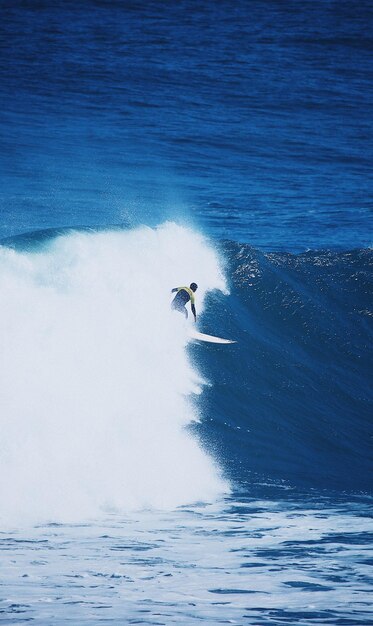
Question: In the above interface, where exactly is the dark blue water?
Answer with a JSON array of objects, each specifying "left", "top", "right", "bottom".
[
  {"left": 195, "top": 243, "right": 372, "bottom": 493},
  {"left": 1, "top": 0, "right": 372, "bottom": 249},
  {"left": 1, "top": 2, "right": 372, "bottom": 624}
]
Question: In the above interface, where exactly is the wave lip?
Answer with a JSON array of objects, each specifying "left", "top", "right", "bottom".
[{"left": 0, "top": 223, "right": 229, "bottom": 525}]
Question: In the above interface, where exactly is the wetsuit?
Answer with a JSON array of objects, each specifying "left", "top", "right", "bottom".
[{"left": 171, "top": 286, "right": 196, "bottom": 320}]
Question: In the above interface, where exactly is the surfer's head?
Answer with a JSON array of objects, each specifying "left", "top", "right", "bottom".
[{"left": 190, "top": 283, "right": 198, "bottom": 292}]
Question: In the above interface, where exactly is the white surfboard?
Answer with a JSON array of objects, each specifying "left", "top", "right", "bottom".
[{"left": 189, "top": 329, "right": 236, "bottom": 344}]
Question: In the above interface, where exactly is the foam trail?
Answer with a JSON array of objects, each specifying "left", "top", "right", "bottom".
[{"left": 0, "top": 223, "right": 229, "bottom": 525}]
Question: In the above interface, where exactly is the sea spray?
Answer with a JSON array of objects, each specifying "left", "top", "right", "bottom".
[{"left": 0, "top": 223, "right": 229, "bottom": 525}]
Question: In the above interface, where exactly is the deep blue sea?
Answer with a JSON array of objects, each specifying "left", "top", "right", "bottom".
[{"left": 0, "top": 1, "right": 372, "bottom": 624}]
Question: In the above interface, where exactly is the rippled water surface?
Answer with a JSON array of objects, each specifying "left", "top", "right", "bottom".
[
  {"left": 1, "top": 495, "right": 372, "bottom": 625},
  {"left": 1, "top": 0, "right": 372, "bottom": 249}
]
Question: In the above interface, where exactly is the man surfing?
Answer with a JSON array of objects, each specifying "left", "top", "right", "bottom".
[{"left": 171, "top": 283, "right": 198, "bottom": 322}]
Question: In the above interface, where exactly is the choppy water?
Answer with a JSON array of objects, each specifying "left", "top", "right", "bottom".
[
  {"left": 1, "top": 1, "right": 372, "bottom": 624},
  {"left": 2, "top": 496, "right": 372, "bottom": 625}
]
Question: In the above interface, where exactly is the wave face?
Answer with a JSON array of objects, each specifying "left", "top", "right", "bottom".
[
  {"left": 0, "top": 224, "right": 228, "bottom": 524},
  {"left": 196, "top": 242, "right": 373, "bottom": 493}
]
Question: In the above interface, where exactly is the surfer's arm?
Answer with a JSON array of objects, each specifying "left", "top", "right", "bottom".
[
  {"left": 171, "top": 288, "right": 178, "bottom": 293},
  {"left": 191, "top": 303, "right": 197, "bottom": 322}
]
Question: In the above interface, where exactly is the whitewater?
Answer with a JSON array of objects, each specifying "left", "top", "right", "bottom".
[
  {"left": 0, "top": 223, "right": 372, "bottom": 624},
  {"left": 0, "top": 223, "right": 229, "bottom": 525}
]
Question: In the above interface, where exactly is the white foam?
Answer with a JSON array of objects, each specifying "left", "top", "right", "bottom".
[{"left": 0, "top": 223, "right": 229, "bottom": 525}]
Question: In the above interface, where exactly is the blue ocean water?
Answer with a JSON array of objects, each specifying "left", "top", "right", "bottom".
[
  {"left": 0, "top": 1, "right": 372, "bottom": 624},
  {"left": 1, "top": 0, "right": 372, "bottom": 249}
]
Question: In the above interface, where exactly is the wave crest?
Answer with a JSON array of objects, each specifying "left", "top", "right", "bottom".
[{"left": 0, "top": 223, "right": 229, "bottom": 524}]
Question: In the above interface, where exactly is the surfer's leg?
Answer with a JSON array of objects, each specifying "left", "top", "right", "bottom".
[{"left": 172, "top": 302, "right": 188, "bottom": 319}]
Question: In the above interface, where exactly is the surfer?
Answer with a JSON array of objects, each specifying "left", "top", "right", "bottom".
[{"left": 171, "top": 283, "right": 198, "bottom": 322}]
